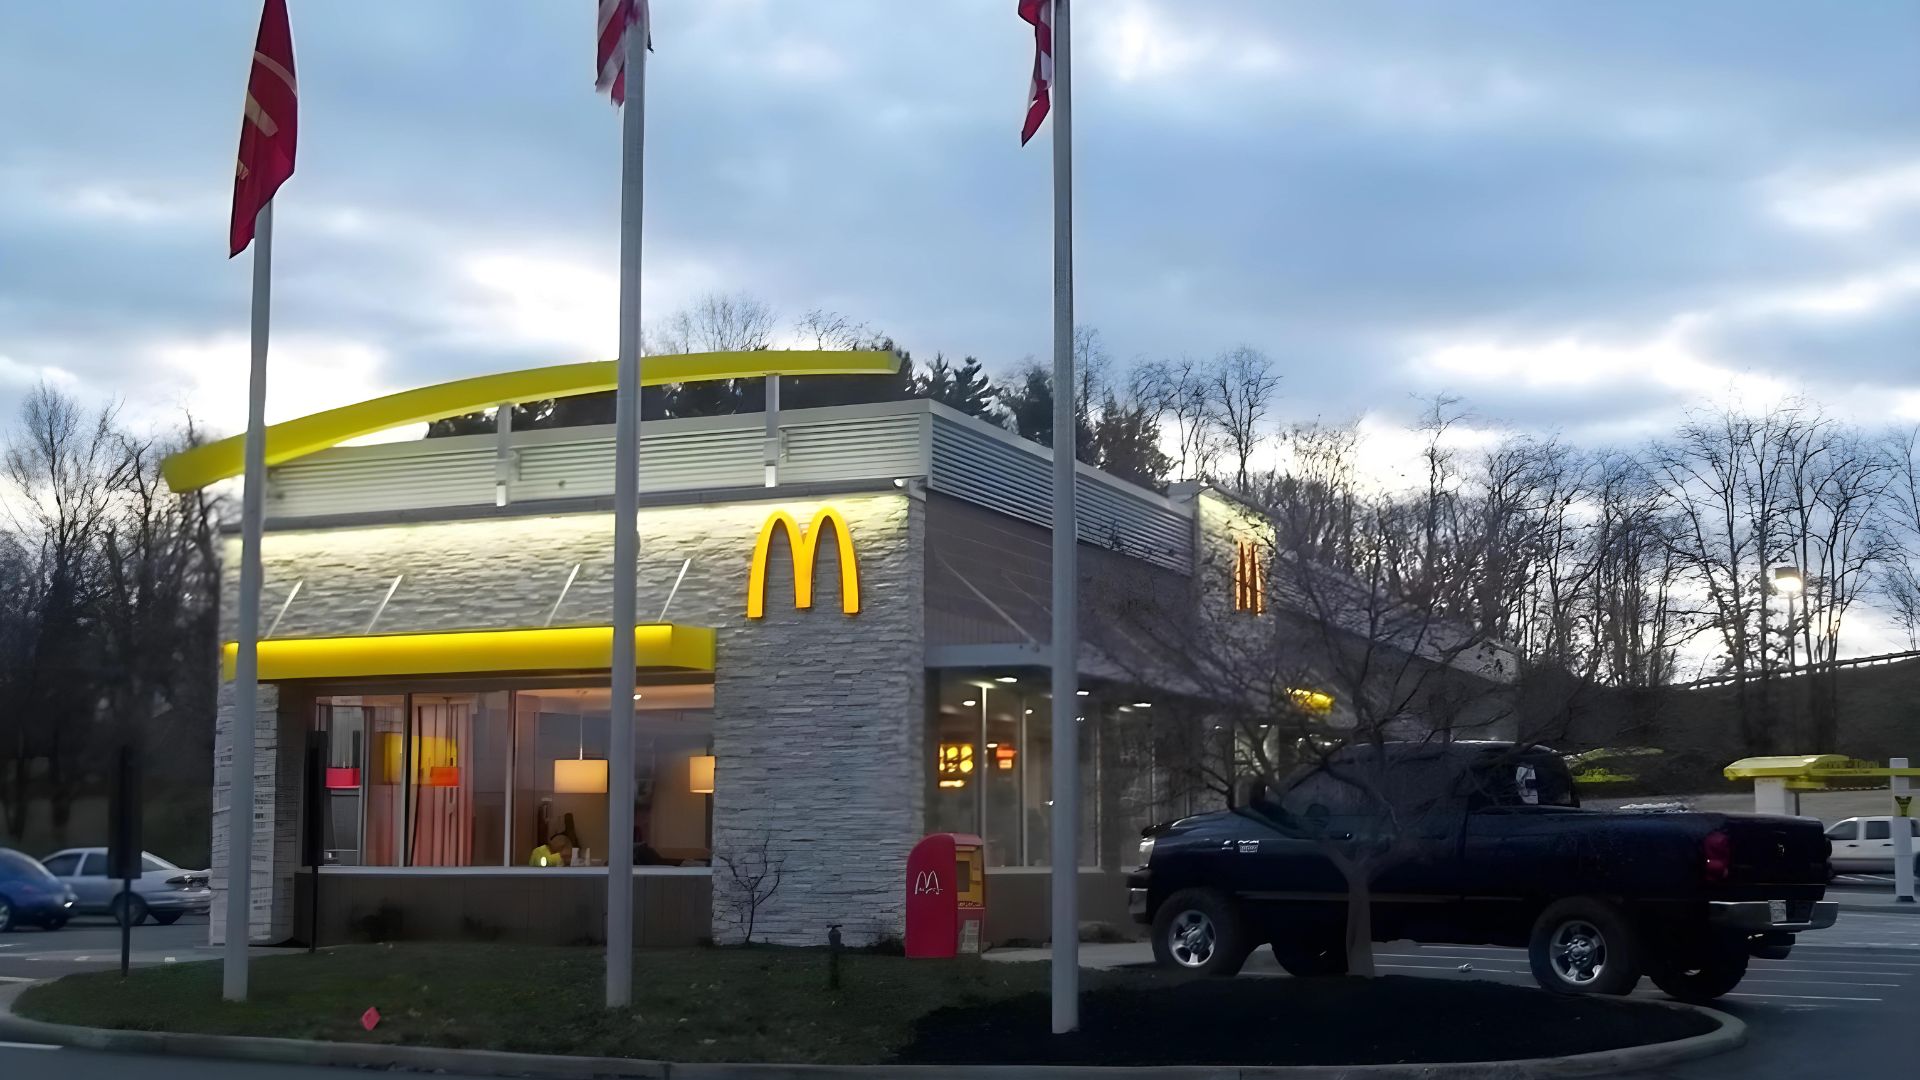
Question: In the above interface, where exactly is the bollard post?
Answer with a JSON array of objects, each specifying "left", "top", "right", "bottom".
[{"left": 827, "top": 924, "right": 843, "bottom": 990}]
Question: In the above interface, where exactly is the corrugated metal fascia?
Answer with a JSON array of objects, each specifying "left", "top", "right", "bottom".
[
  {"left": 926, "top": 406, "right": 1192, "bottom": 572},
  {"left": 267, "top": 400, "right": 935, "bottom": 516}
]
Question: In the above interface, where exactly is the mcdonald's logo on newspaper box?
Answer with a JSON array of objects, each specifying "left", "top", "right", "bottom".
[
  {"left": 905, "top": 833, "right": 987, "bottom": 958},
  {"left": 746, "top": 507, "right": 860, "bottom": 618}
]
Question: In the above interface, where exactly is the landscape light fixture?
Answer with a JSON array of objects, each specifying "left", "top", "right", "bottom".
[{"left": 1772, "top": 566, "right": 1804, "bottom": 596}]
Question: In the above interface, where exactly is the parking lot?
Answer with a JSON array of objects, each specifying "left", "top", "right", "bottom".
[{"left": 0, "top": 913, "right": 212, "bottom": 982}]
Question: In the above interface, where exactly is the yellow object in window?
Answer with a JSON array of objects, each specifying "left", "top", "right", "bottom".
[{"left": 938, "top": 743, "right": 975, "bottom": 786}]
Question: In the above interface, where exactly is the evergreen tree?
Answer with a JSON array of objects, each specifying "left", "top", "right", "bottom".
[
  {"left": 916, "top": 355, "right": 1003, "bottom": 422},
  {"left": 1000, "top": 365, "right": 1097, "bottom": 466},
  {"left": 1090, "top": 395, "right": 1173, "bottom": 491}
]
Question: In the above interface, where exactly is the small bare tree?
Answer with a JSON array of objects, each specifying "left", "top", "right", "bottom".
[
  {"left": 1883, "top": 426, "right": 1920, "bottom": 649},
  {"left": 1, "top": 385, "right": 117, "bottom": 841},
  {"left": 666, "top": 292, "right": 775, "bottom": 353},
  {"left": 714, "top": 830, "right": 787, "bottom": 946},
  {"left": 1136, "top": 356, "right": 1220, "bottom": 481},
  {"left": 1208, "top": 346, "right": 1281, "bottom": 493},
  {"left": 792, "top": 308, "right": 877, "bottom": 351},
  {"left": 1100, "top": 480, "right": 1553, "bottom": 977}
]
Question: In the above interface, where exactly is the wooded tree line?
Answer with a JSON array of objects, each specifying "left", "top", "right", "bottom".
[
  {"left": 0, "top": 386, "right": 219, "bottom": 856},
  {"left": 1239, "top": 397, "right": 1920, "bottom": 754}
]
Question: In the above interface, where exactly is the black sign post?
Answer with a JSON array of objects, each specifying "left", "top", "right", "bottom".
[
  {"left": 107, "top": 746, "right": 142, "bottom": 978},
  {"left": 302, "top": 730, "right": 327, "bottom": 952}
]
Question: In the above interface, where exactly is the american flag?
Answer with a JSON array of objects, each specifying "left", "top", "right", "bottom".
[
  {"left": 230, "top": 0, "right": 297, "bottom": 256},
  {"left": 1018, "top": 0, "right": 1053, "bottom": 145},
  {"left": 596, "top": 0, "right": 652, "bottom": 105}
]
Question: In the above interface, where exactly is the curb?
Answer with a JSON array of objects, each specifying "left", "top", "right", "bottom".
[{"left": 0, "top": 984, "right": 1744, "bottom": 1080}]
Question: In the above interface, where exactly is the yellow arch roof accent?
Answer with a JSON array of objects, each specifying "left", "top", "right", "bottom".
[{"left": 161, "top": 349, "right": 900, "bottom": 492}]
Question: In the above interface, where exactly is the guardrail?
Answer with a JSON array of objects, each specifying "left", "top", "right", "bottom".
[{"left": 1680, "top": 647, "right": 1920, "bottom": 690}]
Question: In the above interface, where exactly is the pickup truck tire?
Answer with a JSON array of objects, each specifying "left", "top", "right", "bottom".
[
  {"left": 1649, "top": 941, "right": 1748, "bottom": 1002},
  {"left": 1528, "top": 898, "right": 1641, "bottom": 996},
  {"left": 1271, "top": 936, "right": 1348, "bottom": 976},
  {"left": 1152, "top": 888, "right": 1249, "bottom": 977}
]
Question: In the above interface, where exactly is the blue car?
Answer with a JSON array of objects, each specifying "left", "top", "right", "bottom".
[{"left": 0, "top": 848, "right": 76, "bottom": 932}]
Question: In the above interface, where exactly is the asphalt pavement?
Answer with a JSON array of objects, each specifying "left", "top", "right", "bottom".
[
  {"left": 2, "top": 900, "right": 1917, "bottom": 1078},
  {"left": 0, "top": 914, "right": 214, "bottom": 981}
]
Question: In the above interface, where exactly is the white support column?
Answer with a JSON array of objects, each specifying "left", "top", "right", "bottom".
[
  {"left": 494, "top": 402, "right": 513, "bottom": 507},
  {"left": 1892, "top": 758, "right": 1914, "bottom": 903},
  {"left": 763, "top": 372, "right": 780, "bottom": 488},
  {"left": 1753, "top": 777, "right": 1794, "bottom": 817}
]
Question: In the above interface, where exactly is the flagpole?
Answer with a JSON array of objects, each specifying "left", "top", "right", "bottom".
[
  {"left": 605, "top": 19, "right": 645, "bottom": 1010},
  {"left": 224, "top": 198, "right": 272, "bottom": 1003},
  {"left": 1047, "top": 0, "right": 1080, "bottom": 1037}
]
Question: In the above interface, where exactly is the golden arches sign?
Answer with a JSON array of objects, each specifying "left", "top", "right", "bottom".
[
  {"left": 1233, "top": 538, "right": 1265, "bottom": 615},
  {"left": 746, "top": 507, "right": 860, "bottom": 619}
]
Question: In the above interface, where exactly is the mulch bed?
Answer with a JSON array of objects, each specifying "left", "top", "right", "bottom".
[{"left": 896, "top": 974, "right": 1717, "bottom": 1067}]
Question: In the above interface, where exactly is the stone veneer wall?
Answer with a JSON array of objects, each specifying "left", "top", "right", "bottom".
[
  {"left": 207, "top": 490, "right": 923, "bottom": 947},
  {"left": 208, "top": 682, "right": 303, "bottom": 945}
]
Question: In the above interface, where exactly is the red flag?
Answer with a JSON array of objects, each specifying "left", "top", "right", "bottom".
[
  {"left": 1018, "top": 0, "right": 1053, "bottom": 145},
  {"left": 596, "top": 0, "right": 652, "bottom": 106},
  {"left": 230, "top": 0, "right": 297, "bottom": 257}
]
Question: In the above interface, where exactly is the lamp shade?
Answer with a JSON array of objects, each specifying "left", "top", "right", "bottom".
[
  {"left": 689, "top": 755, "right": 716, "bottom": 795},
  {"left": 553, "top": 758, "right": 609, "bottom": 794}
]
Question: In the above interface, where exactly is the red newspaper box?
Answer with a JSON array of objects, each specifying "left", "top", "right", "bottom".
[{"left": 905, "top": 833, "right": 986, "bottom": 957}]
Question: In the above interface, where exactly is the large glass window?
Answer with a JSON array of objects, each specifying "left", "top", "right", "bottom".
[
  {"left": 313, "top": 683, "right": 712, "bottom": 869},
  {"left": 927, "top": 672, "right": 1100, "bottom": 868}
]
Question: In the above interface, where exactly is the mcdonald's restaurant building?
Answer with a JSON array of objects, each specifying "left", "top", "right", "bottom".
[{"left": 191, "top": 359, "right": 1270, "bottom": 950}]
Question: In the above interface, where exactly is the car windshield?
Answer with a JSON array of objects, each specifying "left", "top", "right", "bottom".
[{"left": 0, "top": 850, "right": 55, "bottom": 881}]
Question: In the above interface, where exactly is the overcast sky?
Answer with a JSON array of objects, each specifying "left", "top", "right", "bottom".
[{"left": 2, "top": 1, "right": 1917, "bottom": 450}]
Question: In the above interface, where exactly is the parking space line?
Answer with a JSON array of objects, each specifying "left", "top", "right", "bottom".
[
  {"left": 1751, "top": 968, "right": 1912, "bottom": 976},
  {"left": 1737, "top": 977, "right": 1900, "bottom": 987},
  {"left": 1723, "top": 992, "right": 1884, "bottom": 1002},
  {"left": 0, "top": 1041, "right": 60, "bottom": 1051}
]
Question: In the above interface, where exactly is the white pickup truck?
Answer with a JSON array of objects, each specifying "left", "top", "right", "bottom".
[{"left": 1825, "top": 816, "right": 1920, "bottom": 875}]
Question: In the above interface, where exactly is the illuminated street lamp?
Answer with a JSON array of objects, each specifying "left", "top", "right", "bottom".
[{"left": 1773, "top": 566, "right": 1804, "bottom": 671}]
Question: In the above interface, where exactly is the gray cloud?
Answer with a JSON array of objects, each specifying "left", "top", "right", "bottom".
[{"left": 1, "top": 0, "right": 1916, "bottom": 442}]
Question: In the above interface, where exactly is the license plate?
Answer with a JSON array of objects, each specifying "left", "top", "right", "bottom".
[{"left": 1769, "top": 899, "right": 1788, "bottom": 923}]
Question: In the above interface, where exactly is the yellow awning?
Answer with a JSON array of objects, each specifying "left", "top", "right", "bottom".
[
  {"left": 221, "top": 624, "right": 715, "bottom": 681},
  {"left": 1723, "top": 755, "right": 1854, "bottom": 780},
  {"left": 163, "top": 349, "right": 901, "bottom": 492}
]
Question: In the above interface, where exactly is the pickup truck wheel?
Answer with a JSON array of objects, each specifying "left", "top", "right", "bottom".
[
  {"left": 1271, "top": 936, "right": 1348, "bottom": 977},
  {"left": 1151, "top": 889, "right": 1249, "bottom": 977},
  {"left": 1528, "top": 898, "right": 1641, "bottom": 996},
  {"left": 1650, "top": 942, "right": 1748, "bottom": 1002}
]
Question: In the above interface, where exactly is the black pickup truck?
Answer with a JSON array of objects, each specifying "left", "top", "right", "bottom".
[{"left": 1130, "top": 741, "right": 1837, "bottom": 1001}]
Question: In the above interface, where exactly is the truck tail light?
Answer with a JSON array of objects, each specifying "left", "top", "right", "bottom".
[{"left": 1703, "top": 830, "right": 1732, "bottom": 883}]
